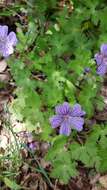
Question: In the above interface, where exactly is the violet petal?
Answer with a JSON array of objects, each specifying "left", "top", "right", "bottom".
[
  {"left": 0, "top": 25, "right": 8, "bottom": 38},
  {"left": 70, "top": 104, "right": 85, "bottom": 117},
  {"left": 69, "top": 116, "right": 84, "bottom": 131},
  {"left": 7, "top": 32, "right": 18, "bottom": 46},
  {"left": 101, "top": 44, "right": 107, "bottom": 56},
  {"left": 55, "top": 102, "right": 71, "bottom": 115},
  {"left": 60, "top": 120, "right": 71, "bottom": 136},
  {"left": 50, "top": 115, "right": 63, "bottom": 128}
]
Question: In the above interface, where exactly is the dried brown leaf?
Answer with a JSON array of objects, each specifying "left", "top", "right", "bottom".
[
  {"left": 99, "top": 175, "right": 107, "bottom": 189},
  {"left": 0, "top": 60, "right": 7, "bottom": 73}
]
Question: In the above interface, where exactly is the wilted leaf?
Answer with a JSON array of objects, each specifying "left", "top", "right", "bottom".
[{"left": 0, "top": 60, "right": 7, "bottom": 73}]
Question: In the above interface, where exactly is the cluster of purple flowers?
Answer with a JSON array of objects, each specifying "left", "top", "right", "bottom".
[
  {"left": 50, "top": 102, "right": 85, "bottom": 136},
  {"left": 0, "top": 25, "right": 17, "bottom": 57},
  {"left": 50, "top": 44, "right": 107, "bottom": 136},
  {"left": 1, "top": 24, "right": 107, "bottom": 137}
]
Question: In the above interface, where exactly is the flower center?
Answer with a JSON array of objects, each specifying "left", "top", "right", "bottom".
[
  {"left": 64, "top": 115, "right": 69, "bottom": 121},
  {"left": 0, "top": 36, "right": 6, "bottom": 43}
]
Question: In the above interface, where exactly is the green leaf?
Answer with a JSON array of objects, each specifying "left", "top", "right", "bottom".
[
  {"left": 98, "top": 148, "right": 107, "bottom": 172},
  {"left": 46, "top": 136, "right": 77, "bottom": 183},
  {"left": 51, "top": 153, "right": 77, "bottom": 184},
  {"left": 46, "top": 135, "right": 67, "bottom": 160},
  {"left": 78, "top": 79, "right": 98, "bottom": 117},
  {"left": 4, "top": 178, "right": 21, "bottom": 190},
  {"left": 70, "top": 140, "right": 100, "bottom": 168}
]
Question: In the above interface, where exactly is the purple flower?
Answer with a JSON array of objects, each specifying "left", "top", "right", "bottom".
[
  {"left": 50, "top": 102, "right": 85, "bottom": 136},
  {"left": 95, "top": 44, "right": 107, "bottom": 76},
  {"left": 0, "top": 25, "right": 18, "bottom": 57},
  {"left": 28, "top": 142, "right": 37, "bottom": 150},
  {"left": 84, "top": 67, "right": 90, "bottom": 73}
]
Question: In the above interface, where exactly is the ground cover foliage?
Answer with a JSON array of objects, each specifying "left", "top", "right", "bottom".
[{"left": 1, "top": 0, "right": 107, "bottom": 189}]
